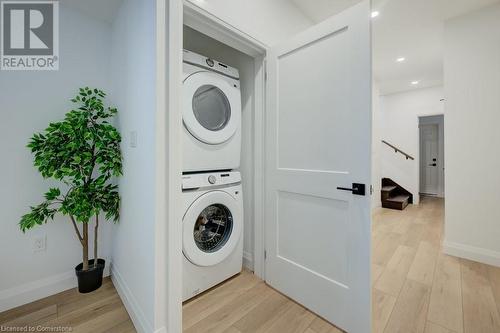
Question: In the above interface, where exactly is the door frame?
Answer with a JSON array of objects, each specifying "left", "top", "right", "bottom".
[
  {"left": 418, "top": 114, "right": 445, "bottom": 198},
  {"left": 162, "top": 1, "right": 268, "bottom": 331},
  {"left": 156, "top": 1, "right": 183, "bottom": 332},
  {"left": 182, "top": 0, "right": 268, "bottom": 279},
  {"left": 419, "top": 123, "right": 439, "bottom": 195}
]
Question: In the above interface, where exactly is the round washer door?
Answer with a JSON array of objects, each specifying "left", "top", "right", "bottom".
[
  {"left": 183, "top": 71, "right": 241, "bottom": 145},
  {"left": 183, "top": 191, "right": 242, "bottom": 266}
]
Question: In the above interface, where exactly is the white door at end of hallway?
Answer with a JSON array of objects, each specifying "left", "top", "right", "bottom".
[
  {"left": 264, "top": 1, "right": 371, "bottom": 332},
  {"left": 420, "top": 124, "right": 439, "bottom": 195}
]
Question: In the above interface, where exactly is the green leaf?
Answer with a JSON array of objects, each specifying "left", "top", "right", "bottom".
[
  {"left": 21, "top": 87, "right": 123, "bottom": 233},
  {"left": 44, "top": 188, "right": 61, "bottom": 200}
]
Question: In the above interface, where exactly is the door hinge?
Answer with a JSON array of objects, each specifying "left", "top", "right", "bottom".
[
  {"left": 370, "top": 185, "right": 374, "bottom": 195},
  {"left": 264, "top": 250, "right": 267, "bottom": 260}
]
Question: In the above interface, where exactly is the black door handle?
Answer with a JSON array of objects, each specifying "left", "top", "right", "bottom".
[
  {"left": 337, "top": 183, "right": 366, "bottom": 196},
  {"left": 429, "top": 163, "right": 437, "bottom": 166}
]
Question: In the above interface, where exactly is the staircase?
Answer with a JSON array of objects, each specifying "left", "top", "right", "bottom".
[{"left": 381, "top": 178, "right": 413, "bottom": 210}]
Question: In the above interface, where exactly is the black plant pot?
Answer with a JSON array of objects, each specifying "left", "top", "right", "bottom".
[{"left": 75, "top": 259, "right": 105, "bottom": 293}]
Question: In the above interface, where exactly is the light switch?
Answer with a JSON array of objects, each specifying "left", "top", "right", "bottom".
[{"left": 130, "top": 131, "right": 137, "bottom": 148}]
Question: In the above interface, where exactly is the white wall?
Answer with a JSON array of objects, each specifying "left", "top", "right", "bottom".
[
  {"left": 183, "top": 26, "right": 257, "bottom": 270},
  {"left": 379, "top": 86, "right": 445, "bottom": 204},
  {"left": 443, "top": 3, "right": 500, "bottom": 267},
  {"left": 110, "top": 0, "right": 156, "bottom": 332},
  {"left": 0, "top": 6, "right": 113, "bottom": 311},
  {"left": 185, "top": 0, "right": 313, "bottom": 46},
  {"left": 372, "top": 83, "right": 382, "bottom": 209}
]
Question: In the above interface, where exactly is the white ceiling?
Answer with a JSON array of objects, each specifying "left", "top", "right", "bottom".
[
  {"left": 63, "top": 0, "right": 499, "bottom": 95},
  {"left": 291, "top": 0, "right": 362, "bottom": 22},
  {"left": 291, "top": 0, "right": 500, "bottom": 95}
]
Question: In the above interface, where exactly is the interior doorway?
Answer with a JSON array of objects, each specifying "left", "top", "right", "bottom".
[
  {"left": 176, "top": 1, "right": 372, "bottom": 332},
  {"left": 419, "top": 115, "right": 444, "bottom": 197}
]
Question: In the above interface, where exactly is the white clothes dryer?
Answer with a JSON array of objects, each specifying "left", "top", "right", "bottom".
[
  {"left": 182, "top": 50, "right": 241, "bottom": 172},
  {"left": 182, "top": 171, "right": 243, "bottom": 301}
]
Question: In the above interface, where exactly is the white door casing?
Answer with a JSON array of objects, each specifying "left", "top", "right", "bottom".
[
  {"left": 264, "top": 1, "right": 371, "bottom": 332},
  {"left": 420, "top": 124, "right": 439, "bottom": 195}
]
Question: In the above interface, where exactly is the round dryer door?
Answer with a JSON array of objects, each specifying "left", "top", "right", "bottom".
[
  {"left": 183, "top": 191, "right": 242, "bottom": 267},
  {"left": 183, "top": 71, "right": 241, "bottom": 145}
]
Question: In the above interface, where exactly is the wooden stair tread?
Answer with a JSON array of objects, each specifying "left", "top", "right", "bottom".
[
  {"left": 386, "top": 195, "right": 410, "bottom": 203},
  {"left": 381, "top": 178, "right": 412, "bottom": 210},
  {"left": 381, "top": 186, "right": 397, "bottom": 192}
]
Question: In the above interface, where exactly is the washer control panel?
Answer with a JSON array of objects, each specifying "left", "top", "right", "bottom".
[{"left": 182, "top": 171, "right": 241, "bottom": 190}]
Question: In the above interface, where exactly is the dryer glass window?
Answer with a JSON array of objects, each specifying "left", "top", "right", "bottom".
[
  {"left": 194, "top": 204, "right": 233, "bottom": 253},
  {"left": 192, "top": 85, "right": 231, "bottom": 131}
]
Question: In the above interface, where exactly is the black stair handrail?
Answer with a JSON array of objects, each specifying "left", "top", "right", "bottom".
[{"left": 381, "top": 140, "right": 415, "bottom": 160}]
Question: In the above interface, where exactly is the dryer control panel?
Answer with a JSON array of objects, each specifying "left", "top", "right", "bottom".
[
  {"left": 183, "top": 49, "right": 240, "bottom": 80},
  {"left": 182, "top": 171, "right": 241, "bottom": 190}
]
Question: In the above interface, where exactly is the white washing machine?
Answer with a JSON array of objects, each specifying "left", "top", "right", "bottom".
[
  {"left": 182, "top": 50, "right": 242, "bottom": 173},
  {"left": 182, "top": 171, "right": 243, "bottom": 301}
]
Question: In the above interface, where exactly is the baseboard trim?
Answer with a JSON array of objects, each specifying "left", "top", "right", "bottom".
[
  {"left": 443, "top": 240, "right": 500, "bottom": 267},
  {"left": 243, "top": 251, "right": 253, "bottom": 271},
  {"left": 0, "top": 260, "right": 110, "bottom": 313},
  {"left": 0, "top": 270, "right": 75, "bottom": 313},
  {"left": 110, "top": 263, "right": 153, "bottom": 333}
]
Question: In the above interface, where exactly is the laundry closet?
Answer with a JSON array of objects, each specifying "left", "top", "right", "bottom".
[
  {"left": 164, "top": 1, "right": 373, "bottom": 332},
  {"left": 181, "top": 24, "right": 259, "bottom": 300}
]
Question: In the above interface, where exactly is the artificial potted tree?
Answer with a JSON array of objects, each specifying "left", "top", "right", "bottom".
[{"left": 20, "top": 87, "right": 122, "bottom": 293}]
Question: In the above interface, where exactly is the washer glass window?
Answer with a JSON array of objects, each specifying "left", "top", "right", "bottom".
[
  {"left": 193, "top": 204, "right": 233, "bottom": 253},
  {"left": 192, "top": 85, "right": 231, "bottom": 131}
]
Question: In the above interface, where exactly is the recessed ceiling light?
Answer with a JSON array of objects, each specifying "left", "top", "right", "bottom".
[
  {"left": 411, "top": 81, "right": 419, "bottom": 85},
  {"left": 396, "top": 57, "right": 406, "bottom": 62},
  {"left": 371, "top": 11, "right": 380, "bottom": 18}
]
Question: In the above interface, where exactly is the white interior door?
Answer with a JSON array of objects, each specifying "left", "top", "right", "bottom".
[
  {"left": 264, "top": 1, "right": 371, "bottom": 332},
  {"left": 420, "top": 124, "right": 439, "bottom": 195}
]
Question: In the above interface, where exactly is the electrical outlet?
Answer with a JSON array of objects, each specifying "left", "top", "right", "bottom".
[{"left": 33, "top": 235, "right": 46, "bottom": 252}]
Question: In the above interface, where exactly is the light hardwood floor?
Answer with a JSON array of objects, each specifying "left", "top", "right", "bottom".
[
  {"left": 182, "top": 269, "right": 342, "bottom": 333},
  {"left": 3, "top": 197, "right": 500, "bottom": 333},
  {"left": 0, "top": 271, "right": 341, "bottom": 333},
  {"left": 0, "top": 277, "right": 135, "bottom": 332},
  {"left": 372, "top": 196, "right": 500, "bottom": 333}
]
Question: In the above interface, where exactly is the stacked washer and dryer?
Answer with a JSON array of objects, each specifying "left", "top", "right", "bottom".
[{"left": 181, "top": 50, "right": 244, "bottom": 301}]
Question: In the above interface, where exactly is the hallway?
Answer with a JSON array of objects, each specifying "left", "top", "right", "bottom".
[{"left": 372, "top": 197, "right": 500, "bottom": 333}]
